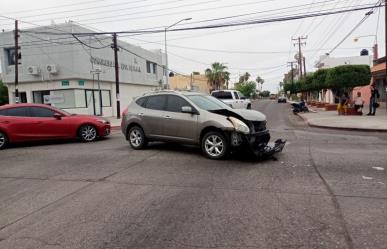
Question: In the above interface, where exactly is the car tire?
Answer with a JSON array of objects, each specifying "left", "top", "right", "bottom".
[
  {"left": 78, "top": 125, "right": 98, "bottom": 142},
  {"left": 247, "top": 103, "right": 251, "bottom": 109},
  {"left": 128, "top": 126, "right": 147, "bottom": 149},
  {"left": 201, "top": 131, "right": 228, "bottom": 160},
  {"left": 0, "top": 131, "right": 8, "bottom": 150}
]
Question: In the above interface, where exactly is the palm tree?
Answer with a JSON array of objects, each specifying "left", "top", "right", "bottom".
[
  {"left": 205, "top": 62, "right": 229, "bottom": 91},
  {"left": 256, "top": 76, "right": 264, "bottom": 91},
  {"left": 239, "top": 72, "right": 251, "bottom": 83}
]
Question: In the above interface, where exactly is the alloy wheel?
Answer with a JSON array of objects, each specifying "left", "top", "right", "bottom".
[
  {"left": 204, "top": 135, "right": 224, "bottom": 157},
  {"left": 130, "top": 129, "right": 143, "bottom": 147},
  {"left": 0, "top": 132, "right": 5, "bottom": 148},
  {"left": 80, "top": 125, "right": 97, "bottom": 142}
]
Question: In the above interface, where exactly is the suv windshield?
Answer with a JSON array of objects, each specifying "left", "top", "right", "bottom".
[{"left": 187, "top": 95, "right": 231, "bottom": 111}]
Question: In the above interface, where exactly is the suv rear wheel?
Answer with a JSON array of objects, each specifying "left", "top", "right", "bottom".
[
  {"left": 128, "top": 126, "right": 147, "bottom": 149},
  {"left": 0, "top": 131, "right": 8, "bottom": 150},
  {"left": 201, "top": 131, "right": 228, "bottom": 160}
]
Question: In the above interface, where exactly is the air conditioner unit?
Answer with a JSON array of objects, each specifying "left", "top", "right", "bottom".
[
  {"left": 27, "top": 66, "right": 40, "bottom": 75},
  {"left": 46, "top": 64, "right": 58, "bottom": 74}
]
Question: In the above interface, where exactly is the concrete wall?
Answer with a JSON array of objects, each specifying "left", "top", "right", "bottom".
[{"left": 169, "top": 74, "right": 210, "bottom": 93}]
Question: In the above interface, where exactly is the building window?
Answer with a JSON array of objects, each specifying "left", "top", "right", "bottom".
[
  {"left": 78, "top": 80, "right": 85, "bottom": 86},
  {"left": 101, "top": 90, "right": 111, "bottom": 107},
  {"left": 5, "top": 47, "right": 21, "bottom": 66},
  {"left": 61, "top": 80, "right": 70, "bottom": 86},
  {"left": 146, "top": 61, "right": 157, "bottom": 74}
]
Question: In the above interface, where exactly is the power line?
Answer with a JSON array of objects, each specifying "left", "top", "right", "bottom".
[
  {"left": 21, "top": 3, "right": 383, "bottom": 36},
  {"left": 2, "top": 0, "right": 107, "bottom": 15},
  {"left": 0, "top": 0, "right": 163, "bottom": 20},
  {"left": 315, "top": 0, "right": 380, "bottom": 66},
  {"left": 72, "top": 34, "right": 111, "bottom": 49}
]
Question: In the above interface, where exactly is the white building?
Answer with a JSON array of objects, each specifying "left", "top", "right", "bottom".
[
  {"left": 315, "top": 54, "right": 372, "bottom": 69},
  {"left": 0, "top": 23, "right": 165, "bottom": 116}
]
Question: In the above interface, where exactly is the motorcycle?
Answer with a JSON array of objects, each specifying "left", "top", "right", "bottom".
[{"left": 291, "top": 102, "right": 309, "bottom": 114}]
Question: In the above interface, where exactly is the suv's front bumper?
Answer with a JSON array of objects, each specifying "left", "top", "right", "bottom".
[{"left": 231, "top": 130, "right": 286, "bottom": 157}]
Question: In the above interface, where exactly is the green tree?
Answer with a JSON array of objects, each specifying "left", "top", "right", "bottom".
[
  {"left": 0, "top": 81, "right": 8, "bottom": 105},
  {"left": 205, "top": 62, "right": 230, "bottom": 91},
  {"left": 235, "top": 81, "right": 256, "bottom": 97},
  {"left": 259, "top": 90, "right": 271, "bottom": 97},
  {"left": 325, "top": 65, "right": 371, "bottom": 93}
]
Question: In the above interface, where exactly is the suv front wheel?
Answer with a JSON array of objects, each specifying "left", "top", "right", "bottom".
[
  {"left": 201, "top": 131, "right": 228, "bottom": 160},
  {"left": 128, "top": 126, "right": 147, "bottom": 149}
]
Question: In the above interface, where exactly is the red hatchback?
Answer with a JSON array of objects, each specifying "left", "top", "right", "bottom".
[{"left": 0, "top": 104, "right": 111, "bottom": 149}]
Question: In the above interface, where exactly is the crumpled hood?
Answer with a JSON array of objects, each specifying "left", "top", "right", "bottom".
[
  {"left": 210, "top": 108, "right": 266, "bottom": 122},
  {"left": 233, "top": 109, "right": 266, "bottom": 121}
]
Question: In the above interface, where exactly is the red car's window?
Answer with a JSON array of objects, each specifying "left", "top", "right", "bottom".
[
  {"left": 2, "top": 107, "right": 30, "bottom": 117},
  {"left": 30, "top": 107, "right": 56, "bottom": 118}
]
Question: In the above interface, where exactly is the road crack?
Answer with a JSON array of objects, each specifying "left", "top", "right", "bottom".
[{"left": 307, "top": 141, "right": 354, "bottom": 249}]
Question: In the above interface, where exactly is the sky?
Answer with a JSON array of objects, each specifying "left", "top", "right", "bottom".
[{"left": 0, "top": 0, "right": 384, "bottom": 93}]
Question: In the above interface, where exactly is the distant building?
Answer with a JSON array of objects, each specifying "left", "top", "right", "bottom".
[
  {"left": 315, "top": 54, "right": 373, "bottom": 69},
  {"left": 0, "top": 22, "right": 165, "bottom": 116},
  {"left": 169, "top": 73, "right": 210, "bottom": 93}
]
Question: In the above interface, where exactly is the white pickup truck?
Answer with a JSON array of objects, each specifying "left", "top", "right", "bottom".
[{"left": 211, "top": 90, "right": 251, "bottom": 109}]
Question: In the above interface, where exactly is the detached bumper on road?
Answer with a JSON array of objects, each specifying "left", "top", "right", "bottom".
[{"left": 242, "top": 130, "right": 286, "bottom": 157}]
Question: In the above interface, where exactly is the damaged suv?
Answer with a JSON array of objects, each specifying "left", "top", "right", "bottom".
[{"left": 121, "top": 91, "right": 286, "bottom": 160}]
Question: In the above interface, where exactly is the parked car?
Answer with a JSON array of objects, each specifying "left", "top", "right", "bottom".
[
  {"left": 0, "top": 104, "right": 111, "bottom": 149},
  {"left": 211, "top": 90, "right": 251, "bottom": 109},
  {"left": 121, "top": 91, "right": 285, "bottom": 160},
  {"left": 277, "top": 96, "right": 287, "bottom": 103}
]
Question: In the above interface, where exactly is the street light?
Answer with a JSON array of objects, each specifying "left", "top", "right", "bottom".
[
  {"left": 353, "top": 35, "right": 378, "bottom": 59},
  {"left": 164, "top": 18, "right": 192, "bottom": 89}
]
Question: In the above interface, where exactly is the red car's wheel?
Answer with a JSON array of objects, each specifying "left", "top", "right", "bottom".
[
  {"left": 79, "top": 125, "right": 97, "bottom": 142},
  {"left": 0, "top": 131, "right": 8, "bottom": 149}
]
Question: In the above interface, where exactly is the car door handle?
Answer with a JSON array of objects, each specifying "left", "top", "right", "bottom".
[
  {"left": 165, "top": 115, "right": 171, "bottom": 119},
  {"left": 138, "top": 113, "right": 144, "bottom": 116}
]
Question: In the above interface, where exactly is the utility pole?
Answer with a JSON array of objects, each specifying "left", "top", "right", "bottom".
[
  {"left": 287, "top": 61, "right": 296, "bottom": 99},
  {"left": 14, "top": 20, "right": 19, "bottom": 103},
  {"left": 292, "top": 36, "right": 307, "bottom": 79},
  {"left": 385, "top": 0, "right": 387, "bottom": 112},
  {"left": 287, "top": 61, "right": 295, "bottom": 85},
  {"left": 112, "top": 33, "right": 120, "bottom": 119}
]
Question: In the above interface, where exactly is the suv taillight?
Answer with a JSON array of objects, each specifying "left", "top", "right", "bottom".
[{"left": 122, "top": 107, "right": 128, "bottom": 117}]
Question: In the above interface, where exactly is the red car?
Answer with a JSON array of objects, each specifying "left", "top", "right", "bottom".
[{"left": 0, "top": 104, "right": 111, "bottom": 149}]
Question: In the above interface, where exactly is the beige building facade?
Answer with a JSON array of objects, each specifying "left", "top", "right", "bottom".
[{"left": 169, "top": 74, "right": 210, "bottom": 93}]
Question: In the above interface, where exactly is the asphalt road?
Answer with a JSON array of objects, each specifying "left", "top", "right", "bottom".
[{"left": 0, "top": 100, "right": 386, "bottom": 249}]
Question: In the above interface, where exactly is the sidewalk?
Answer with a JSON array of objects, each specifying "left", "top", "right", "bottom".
[
  {"left": 106, "top": 116, "right": 122, "bottom": 128},
  {"left": 298, "top": 106, "right": 387, "bottom": 131}
]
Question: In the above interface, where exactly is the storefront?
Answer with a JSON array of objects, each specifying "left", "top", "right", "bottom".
[{"left": 0, "top": 22, "right": 165, "bottom": 117}]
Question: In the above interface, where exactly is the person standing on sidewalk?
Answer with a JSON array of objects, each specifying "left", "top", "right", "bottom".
[
  {"left": 354, "top": 92, "right": 365, "bottom": 115},
  {"left": 367, "top": 82, "right": 380, "bottom": 116}
]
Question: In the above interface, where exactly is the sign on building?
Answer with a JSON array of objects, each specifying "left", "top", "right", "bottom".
[{"left": 43, "top": 94, "right": 65, "bottom": 104}]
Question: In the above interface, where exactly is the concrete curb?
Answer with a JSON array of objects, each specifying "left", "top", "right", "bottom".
[{"left": 296, "top": 113, "right": 387, "bottom": 132}]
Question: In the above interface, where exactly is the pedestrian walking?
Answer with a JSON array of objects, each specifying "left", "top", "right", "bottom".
[{"left": 367, "top": 82, "right": 380, "bottom": 116}]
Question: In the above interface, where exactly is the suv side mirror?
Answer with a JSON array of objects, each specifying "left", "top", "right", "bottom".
[
  {"left": 181, "top": 106, "right": 194, "bottom": 114},
  {"left": 53, "top": 113, "right": 62, "bottom": 120}
]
